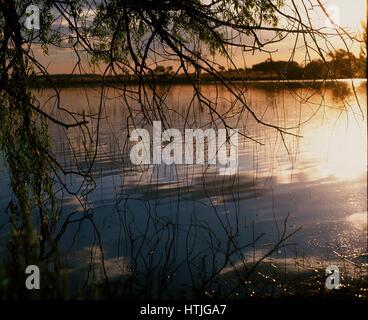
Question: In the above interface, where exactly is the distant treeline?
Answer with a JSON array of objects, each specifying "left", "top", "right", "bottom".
[
  {"left": 30, "top": 49, "right": 366, "bottom": 87},
  {"left": 246, "top": 49, "right": 366, "bottom": 80}
]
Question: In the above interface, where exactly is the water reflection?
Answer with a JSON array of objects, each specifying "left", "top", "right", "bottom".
[
  {"left": 347, "top": 212, "right": 367, "bottom": 230},
  {"left": 0, "top": 80, "right": 366, "bottom": 294}
]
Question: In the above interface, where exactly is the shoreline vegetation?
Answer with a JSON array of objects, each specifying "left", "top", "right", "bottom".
[
  {"left": 30, "top": 52, "right": 367, "bottom": 88},
  {"left": 29, "top": 73, "right": 367, "bottom": 88}
]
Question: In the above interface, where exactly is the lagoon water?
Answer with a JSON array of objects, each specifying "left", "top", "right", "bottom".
[{"left": 0, "top": 80, "right": 366, "bottom": 296}]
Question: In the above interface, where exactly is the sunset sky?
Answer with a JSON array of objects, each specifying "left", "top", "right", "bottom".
[{"left": 34, "top": 0, "right": 367, "bottom": 74}]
